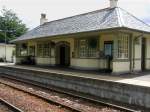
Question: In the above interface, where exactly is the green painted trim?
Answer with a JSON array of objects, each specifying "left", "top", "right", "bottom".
[
  {"left": 16, "top": 56, "right": 28, "bottom": 58},
  {"left": 13, "top": 27, "right": 150, "bottom": 43},
  {"left": 36, "top": 56, "right": 51, "bottom": 58},
  {"left": 133, "top": 58, "right": 141, "bottom": 61},
  {"left": 129, "top": 34, "right": 133, "bottom": 72},
  {"left": 72, "top": 58, "right": 100, "bottom": 59},
  {"left": 113, "top": 59, "right": 130, "bottom": 62},
  {"left": 145, "top": 58, "right": 150, "bottom": 60}
]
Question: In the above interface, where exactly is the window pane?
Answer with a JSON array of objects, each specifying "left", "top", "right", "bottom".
[
  {"left": 43, "top": 43, "right": 50, "bottom": 57},
  {"left": 104, "top": 44, "right": 112, "bottom": 56},
  {"left": 29, "top": 46, "right": 35, "bottom": 56},
  {"left": 37, "top": 43, "right": 50, "bottom": 57},
  {"left": 88, "top": 38, "right": 97, "bottom": 57},
  {"left": 117, "top": 34, "right": 129, "bottom": 59},
  {"left": 77, "top": 38, "right": 98, "bottom": 58},
  {"left": 20, "top": 43, "right": 28, "bottom": 56},
  {"left": 79, "top": 39, "right": 88, "bottom": 57},
  {"left": 37, "top": 44, "right": 43, "bottom": 57}
]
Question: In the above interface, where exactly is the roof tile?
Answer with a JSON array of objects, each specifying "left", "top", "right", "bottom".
[{"left": 14, "top": 7, "right": 150, "bottom": 42}]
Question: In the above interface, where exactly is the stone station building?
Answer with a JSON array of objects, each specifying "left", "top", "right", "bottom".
[{"left": 13, "top": 0, "right": 150, "bottom": 73}]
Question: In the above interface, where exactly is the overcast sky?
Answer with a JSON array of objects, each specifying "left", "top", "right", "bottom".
[{"left": 0, "top": 0, "right": 150, "bottom": 29}]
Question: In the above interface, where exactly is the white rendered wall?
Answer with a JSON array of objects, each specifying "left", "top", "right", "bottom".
[
  {"left": 71, "top": 58, "right": 108, "bottom": 70},
  {"left": 113, "top": 61, "right": 130, "bottom": 73},
  {"left": 146, "top": 38, "right": 150, "bottom": 69},
  {"left": 0, "top": 45, "right": 15, "bottom": 62}
]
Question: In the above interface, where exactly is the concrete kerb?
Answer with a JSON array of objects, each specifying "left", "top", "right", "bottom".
[{"left": 0, "top": 66, "right": 150, "bottom": 109}]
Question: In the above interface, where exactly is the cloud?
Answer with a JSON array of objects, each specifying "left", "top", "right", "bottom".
[{"left": 0, "top": 0, "right": 150, "bottom": 28}]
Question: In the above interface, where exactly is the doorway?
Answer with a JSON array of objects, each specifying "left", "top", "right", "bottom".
[
  {"left": 60, "top": 46, "right": 66, "bottom": 65},
  {"left": 56, "top": 42, "right": 70, "bottom": 66},
  {"left": 104, "top": 41, "right": 113, "bottom": 72},
  {"left": 141, "top": 38, "right": 146, "bottom": 71}
]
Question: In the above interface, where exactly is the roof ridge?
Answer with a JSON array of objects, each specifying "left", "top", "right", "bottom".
[
  {"left": 42, "top": 7, "right": 116, "bottom": 26},
  {"left": 118, "top": 7, "right": 150, "bottom": 28},
  {"left": 116, "top": 7, "right": 124, "bottom": 27},
  {"left": 100, "top": 8, "right": 117, "bottom": 26},
  {"left": 14, "top": 7, "right": 150, "bottom": 42}
]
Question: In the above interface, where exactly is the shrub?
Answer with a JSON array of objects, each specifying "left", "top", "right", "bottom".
[{"left": 0, "top": 58, "right": 4, "bottom": 62}]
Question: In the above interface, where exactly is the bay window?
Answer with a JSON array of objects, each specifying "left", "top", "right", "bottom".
[
  {"left": 37, "top": 42, "right": 50, "bottom": 57},
  {"left": 75, "top": 37, "right": 98, "bottom": 58},
  {"left": 117, "top": 33, "right": 129, "bottom": 59}
]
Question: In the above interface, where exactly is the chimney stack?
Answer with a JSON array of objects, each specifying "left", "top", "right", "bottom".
[
  {"left": 109, "top": 0, "right": 118, "bottom": 8},
  {"left": 40, "top": 13, "right": 48, "bottom": 25}
]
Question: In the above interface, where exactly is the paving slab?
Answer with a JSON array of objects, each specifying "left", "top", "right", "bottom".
[{"left": 1, "top": 65, "right": 150, "bottom": 88}]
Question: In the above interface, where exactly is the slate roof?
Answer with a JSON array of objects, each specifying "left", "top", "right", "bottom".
[{"left": 14, "top": 7, "right": 150, "bottom": 42}]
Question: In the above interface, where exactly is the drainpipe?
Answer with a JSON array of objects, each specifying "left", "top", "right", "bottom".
[
  {"left": 132, "top": 33, "right": 144, "bottom": 72},
  {"left": 129, "top": 35, "right": 132, "bottom": 73}
]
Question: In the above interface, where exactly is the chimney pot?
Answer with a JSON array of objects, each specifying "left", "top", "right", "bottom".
[
  {"left": 109, "top": 0, "right": 118, "bottom": 8},
  {"left": 40, "top": 13, "right": 48, "bottom": 25},
  {"left": 41, "top": 13, "right": 46, "bottom": 19}
]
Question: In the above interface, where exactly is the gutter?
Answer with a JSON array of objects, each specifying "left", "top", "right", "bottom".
[{"left": 11, "top": 27, "right": 150, "bottom": 43}]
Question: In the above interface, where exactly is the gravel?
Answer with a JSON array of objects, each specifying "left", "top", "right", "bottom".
[
  {"left": 0, "top": 83, "right": 71, "bottom": 112},
  {"left": 0, "top": 77, "right": 123, "bottom": 112}
]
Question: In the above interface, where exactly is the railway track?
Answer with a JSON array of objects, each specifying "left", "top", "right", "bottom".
[
  {"left": 0, "top": 98, "right": 23, "bottom": 112},
  {"left": 0, "top": 80, "right": 82, "bottom": 112},
  {"left": 0, "top": 74, "right": 141, "bottom": 112}
]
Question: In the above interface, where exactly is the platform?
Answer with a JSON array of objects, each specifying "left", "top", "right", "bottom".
[
  {"left": 0, "top": 64, "right": 150, "bottom": 110},
  {"left": 1, "top": 64, "right": 150, "bottom": 87}
]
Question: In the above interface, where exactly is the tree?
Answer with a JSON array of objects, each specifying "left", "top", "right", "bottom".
[{"left": 0, "top": 8, "right": 28, "bottom": 43}]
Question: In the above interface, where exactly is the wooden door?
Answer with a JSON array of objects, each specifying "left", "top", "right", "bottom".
[
  {"left": 104, "top": 41, "right": 113, "bottom": 72},
  {"left": 141, "top": 38, "right": 146, "bottom": 71}
]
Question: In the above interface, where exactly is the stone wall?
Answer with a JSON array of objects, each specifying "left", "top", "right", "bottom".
[{"left": 0, "top": 66, "right": 149, "bottom": 110}]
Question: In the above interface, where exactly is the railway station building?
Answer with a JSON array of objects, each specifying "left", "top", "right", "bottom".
[{"left": 13, "top": 0, "right": 150, "bottom": 73}]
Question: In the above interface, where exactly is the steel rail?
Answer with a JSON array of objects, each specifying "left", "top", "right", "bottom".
[
  {"left": 0, "top": 79, "right": 83, "bottom": 112},
  {"left": 0, "top": 98, "right": 23, "bottom": 112},
  {"left": 0, "top": 74, "right": 141, "bottom": 112}
]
